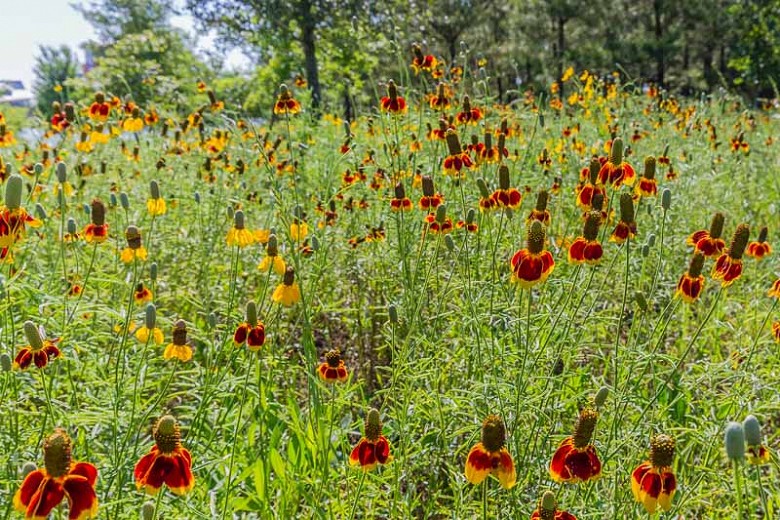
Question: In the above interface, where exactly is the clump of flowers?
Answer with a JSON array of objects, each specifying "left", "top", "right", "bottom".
[{"left": 464, "top": 414, "right": 516, "bottom": 489}]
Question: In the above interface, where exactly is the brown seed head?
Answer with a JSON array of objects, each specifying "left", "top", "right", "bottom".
[
  {"left": 172, "top": 320, "right": 187, "bottom": 346},
  {"left": 125, "top": 225, "right": 142, "bottom": 250},
  {"left": 445, "top": 129, "right": 462, "bottom": 156},
  {"left": 728, "top": 224, "right": 750, "bottom": 259},
  {"left": 283, "top": 266, "right": 296, "bottom": 286},
  {"left": 643, "top": 156, "right": 656, "bottom": 180},
  {"left": 91, "top": 199, "right": 106, "bottom": 226},
  {"left": 609, "top": 137, "right": 624, "bottom": 164},
  {"left": 757, "top": 226, "right": 768, "bottom": 243},
  {"left": 688, "top": 252, "right": 705, "bottom": 277},
  {"left": 650, "top": 434, "right": 676, "bottom": 468},
  {"left": 325, "top": 349, "right": 342, "bottom": 368},
  {"left": 572, "top": 408, "right": 599, "bottom": 448},
  {"left": 709, "top": 213, "right": 725, "bottom": 239},
  {"left": 365, "top": 408, "right": 382, "bottom": 441},
  {"left": 481, "top": 414, "right": 506, "bottom": 452},
  {"left": 43, "top": 429, "right": 72, "bottom": 478},
  {"left": 535, "top": 190, "right": 549, "bottom": 212},
  {"left": 154, "top": 415, "right": 181, "bottom": 454},
  {"left": 394, "top": 182, "right": 406, "bottom": 200},
  {"left": 619, "top": 193, "right": 634, "bottom": 224},
  {"left": 498, "top": 164, "right": 510, "bottom": 190},
  {"left": 583, "top": 212, "right": 601, "bottom": 241},
  {"left": 422, "top": 175, "right": 435, "bottom": 197},
  {"left": 527, "top": 221, "right": 546, "bottom": 255}
]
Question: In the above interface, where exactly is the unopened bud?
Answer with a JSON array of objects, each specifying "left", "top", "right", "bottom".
[
  {"left": 743, "top": 415, "right": 762, "bottom": 447},
  {"left": 233, "top": 209, "right": 244, "bottom": 229},
  {"left": 388, "top": 304, "right": 398, "bottom": 324},
  {"left": 109, "top": 193, "right": 117, "bottom": 208},
  {"left": 0, "top": 353, "right": 11, "bottom": 372},
  {"left": 594, "top": 386, "right": 609, "bottom": 408},
  {"left": 20, "top": 462, "right": 37, "bottom": 477},
  {"left": 435, "top": 204, "right": 447, "bottom": 224},
  {"left": 33, "top": 163, "right": 43, "bottom": 176},
  {"left": 4, "top": 174, "right": 23, "bottom": 210},
  {"left": 149, "top": 262, "right": 157, "bottom": 281},
  {"left": 141, "top": 501, "right": 156, "bottom": 520},
  {"left": 145, "top": 304, "right": 157, "bottom": 329},
  {"left": 647, "top": 234, "right": 656, "bottom": 247},
  {"left": 120, "top": 192, "right": 130, "bottom": 210},
  {"left": 724, "top": 422, "right": 745, "bottom": 461},
  {"left": 67, "top": 217, "right": 77, "bottom": 235},
  {"left": 634, "top": 291, "right": 648, "bottom": 311},
  {"left": 445, "top": 234, "right": 455, "bottom": 252},
  {"left": 150, "top": 180, "right": 161, "bottom": 199},
  {"left": 476, "top": 178, "right": 490, "bottom": 198},
  {"left": 661, "top": 189, "right": 671, "bottom": 210},
  {"left": 35, "top": 203, "right": 47, "bottom": 221},
  {"left": 55, "top": 162, "right": 67, "bottom": 183}
]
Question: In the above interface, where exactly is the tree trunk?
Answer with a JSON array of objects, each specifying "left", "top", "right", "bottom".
[
  {"left": 654, "top": 0, "right": 665, "bottom": 87},
  {"left": 299, "top": 0, "right": 321, "bottom": 113},
  {"left": 557, "top": 15, "right": 565, "bottom": 98}
]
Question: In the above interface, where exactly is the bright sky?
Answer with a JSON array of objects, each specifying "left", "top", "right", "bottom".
[{"left": 0, "top": 0, "right": 248, "bottom": 91}]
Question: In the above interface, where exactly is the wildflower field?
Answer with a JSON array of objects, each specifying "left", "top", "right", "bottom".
[{"left": 1, "top": 63, "right": 780, "bottom": 519}]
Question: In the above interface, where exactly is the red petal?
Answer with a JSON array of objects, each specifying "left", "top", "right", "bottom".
[{"left": 63, "top": 475, "right": 98, "bottom": 519}]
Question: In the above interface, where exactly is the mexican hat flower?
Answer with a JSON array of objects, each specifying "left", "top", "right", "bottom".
[
  {"left": 14, "top": 321, "right": 60, "bottom": 370},
  {"left": 0, "top": 174, "right": 42, "bottom": 248},
  {"left": 380, "top": 80, "right": 407, "bottom": 114},
  {"left": 769, "top": 278, "right": 780, "bottom": 298},
  {"left": 226, "top": 210, "right": 255, "bottom": 248},
  {"left": 83, "top": 199, "right": 109, "bottom": 244},
  {"left": 527, "top": 190, "right": 551, "bottom": 226},
  {"left": 120, "top": 225, "right": 148, "bottom": 263},
  {"left": 411, "top": 43, "right": 437, "bottom": 73},
  {"left": 134, "top": 282, "right": 153, "bottom": 304},
  {"left": 318, "top": 348, "right": 349, "bottom": 383},
  {"left": 464, "top": 414, "right": 516, "bottom": 489},
  {"left": 273, "top": 84, "right": 301, "bottom": 115},
  {"left": 631, "top": 434, "right": 677, "bottom": 514},
  {"left": 350, "top": 408, "right": 392, "bottom": 470},
  {"left": 634, "top": 156, "right": 658, "bottom": 198},
  {"left": 687, "top": 213, "right": 726, "bottom": 257},
  {"left": 442, "top": 130, "right": 473, "bottom": 177},
  {"left": 609, "top": 193, "right": 637, "bottom": 244},
  {"left": 456, "top": 95, "right": 483, "bottom": 125},
  {"left": 550, "top": 407, "right": 602, "bottom": 483},
  {"left": 743, "top": 415, "right": 771, "bottom": 465},
  {"left": 88, "top": 91, "right": 110, "bottom": 122},
  {"left": 712, "top": 223, "right": 750, "bottom": 287},
  {"left": 676, "top": 253, "right": 706, "bottom": 303},
  {"left": 134, "top": 415, "right": 195, "bottom": 496},
  {"left": 510, "top": 221, "right": 555, "bottom": 288},
  {"left": 163, "top": 320, "right": 193, "bottom": 362},
  {"left": 429, "top": 82, "right": 451, "bottom": 110},
  {"left": 136, "top": 304, "right": 164, "bottom": 344},
  {"left": 745, "top": 226, "right": 771, "bottom": 259},
  {"left": 598, "top": 137, "right": 635, "bottom": 188},
  {"left": 272, "top": 267, "right": 301, "bottom": 306},
  {"left": 258, "top": 235, "right": 286, "bottom": 275},
  {"left": 568, "top": 212, "right": 603, "bottom": 265},
  {"left": 233, "top": 301, "right": 266, "bottom": 351},
  {"left": 531, "top": 491, "right": 577, "bottom": 520},
  {"left": 14, "top": 429, "right": 98, "bottom": 519},
  {"left": 576, "top": 158, "right": 605, "bottom": 211},
  {"left": 146, "top": 180, "right": 167, "bottom": 216},
  {"left": 390, "top": 182, "right": 413, "bottom": 212},
  {"left": 419, "top": 175, "right": 444, "bottom": 210},
  {"left": 490, "top": 165, "right": 522, "bottom": 209}
]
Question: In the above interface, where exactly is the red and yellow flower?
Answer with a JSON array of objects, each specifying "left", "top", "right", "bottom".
[
  {"left": 550, "top": 407, "right": 602, "bottom": 483},
  {"left": 0, "top": 175, "right": 42, "bottom": 248},
  {"left": 768, "top": 279, "right": 780, "bottom": 298},
  {"left": 411, "top": 43, "right": 437, "bottom": 74},
  {"left": 676, "top": 253, "right": 706, "bottom": 303},
  {"left": 390, "top": 182, "right": 413, "bottom": 212},
  {"left": 510, "top": 221, "right": 555, "bottom": 288},
  {"left": 83, "top": 199, "right": 108, "bottom": 244},
  {"left": 490, "top": 164, "right": 522, "bottom": 209},
  {"left": 429, "top": 82, "right": 451, "bottom": 109},
  {"left": 610, "top": 193, "right": 637, "bottom": 244},
  {"left": 598, "top": 137, "right": 636, "bottom": 188},
  {"left": 464, "top": 414, "right": 516, "bottom": 489},
  {"left": 631, "top": 434, "right": 677, "bottom": 514},
  {"left": 88, "top": 92, "right": 111, "bottom": 122},
  {"left": 634, "top": 155, "right": 658, "bottom": 198},
  {"left": 14, "top": 429, "right": 98, "bottom": 519},
  {"left": 419, "top": 176, "right": 444, "bottom": 210},
  {"left": 746, "top": 226, "right": 771, "bottom": 259},
  {"left": 688, "top": 213, "right": 726, "bottom": 257},
  {"left": 273, "top": 84, "right": 301, "bottom": 115},
  {"left": 318, "top": 348, "right": 348, "bottom": 383},
  {"left": 233, "top": 301, "right": 266, "bottom": 351},
  {"left": 134, "top": 283, "right": 153, "bottom": 304},
  {"left": 380, "top": 80, "right": 407, "bottom": 114},
  {"left": 350, "top": 408, "right": 392, "bottom": 470},
  {"left": 531, "top": 491, "right": 577, "bottom": 520},
  {"left": 442, "top": 130, "right": 473, "bottom": 176},
  {"left": 712, "top": 223, "right": 750, "bottom": 287},
  {"left": 14, "top": 321, "right": 61, "bottom": 370},
  {"left": 568, "top": 212, "right": 603, "bottom": 264},
  {"left": 456, "top": 95, "right": 483, "bottom": 125},
  {"left": 134, "top": 415, "right": 195, "bottom": 496}
]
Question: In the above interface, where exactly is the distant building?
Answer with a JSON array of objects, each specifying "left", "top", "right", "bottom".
[{"left": 0, "top": 80, "right": 33, "bottom": 107}]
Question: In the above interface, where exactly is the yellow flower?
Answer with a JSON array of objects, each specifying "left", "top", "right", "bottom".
[
  {"left": 122, "top": 117, "right": 144, "bottom": 133},
  {"left": 135, "top": 326, "right": 164, "bottom": 344},
  {"left": 258, "top": 255, "right": 286, "bottom": 275},
  {"left": 163, "top": 343, "right": 192, "bottom": 362},
  {"left": 121, "top": 246, "right": 148, "bottom": 263},
  {"left": 226, "top": 210, "right": 255, "bottom": 247},
  {"left": 290, "top": 221, "right": 308, "bottom": 241},
  {"left": 146, "top": 198, "right": 167, "bottom": 216},
  {"left": 273, "top": 267, "right": 301, "bottom": 306}
]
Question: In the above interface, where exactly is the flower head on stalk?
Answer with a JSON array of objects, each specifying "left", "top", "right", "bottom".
[
  {"left": 530, "top": 491, "right": 578, "bottom": 520},
  {"left": 456, "top": 95, "right": 483, "bottom": 125},
  {"left": 14, "top": 321, "right": 61, "bottom": 370},
  {"left": 527, "top": 190, "right": 551, "bottom": 226},
  {"left": 146, "top": 180, "right": 167, "bottom": 216},
  {"left": 350, "top": 408, "right": 392, "bottom": 470},
  {"left": 134, "top": 282, "right": 153, "bottom": 304},
  {"left": 163, "top": 320, "right": 192, "bottom": 362},
  {"left": 687, "top": 212, "right": 726, "bottom": 257},
  {"left": 743, "top": 415, "right": 771, "bottom": 465},
  {"left": 258, "top": 234, "right": 286, "bottom": 275},
  {"left": 380, "top": 80, "right": 407, "bottom": 114},
  {"left": 712, "top": 224, "right": 750, "bottom": 287},
  {"left": 634, "top": 156, "right": 658, "bottom": 198},
  {"left": 233, "top": 301, "right": 265, "bottom": 351},
  {"left": 390, "top": 182, "right": 413, "bottom": 212},
  {"left": 136, "top": 304, "right": 164, "bottom": 344},
  {"left": 569, "top": 212, "right": 603, "bottom": 265},
  {"left": 610, "top": 193, "right": 636, "bottom": 244},
  {"left": 88, "top": 91, "right": 110, "bottom": 121},
  {"left": 598, "top": 138, "right": 635, "bottom": 188},
  {"left": 318, "top": 348, "right": 349, "bottom": 383},
  {"left": 84, "top": 199, "right": 108, "bottom": 243},
  {"left": 442, "top": 130, "right": 473, "bottom": 177},
  {"left": 134, "top": 415, "right": 195, "bottom": 495},
  {"left": 631, "top": 434, "right": 677, "bottom": 514},
  {"left": 411, "top": 43, "right": 437, "bottom": 74},
  {"left": 490, "top": 165, "right": 522, "bottom": 209},
  {"left": 272, "top": 267, "right": 301, "bottom": 306},
  {"left": 746, "top": 226, "right": 771, "bottom": 259},
  {"left": 419, "top": 175, "right": 444, "bottom": 210},
  {"left": 273, "top": 84, "right": 301, "bottom": 115},
  {"left": 576, "top": 157, "right": 606, "bottom": 211},
  {"left": 0, "top": 174, "right": 42, "bottom": 248},
  {"left": 121, "top": 225, "right": 148, "bottom": 263},
  {"left": 510, "top": 221, "right": 555, "bottom": 288},
  {"left": 226, "top": 209, "right": 255, "bottom": 247},
  {"left": 676, "top": 253, "right": 706, "bottom": 303},
  {"left": 464, "top": 414, "right": 516, "bottom": 489},
  {"left": 13, "top": 429, "right": 99, "bottom": 519},
  {"left": 550, "top": 407, "right": 602, "bottom": 483}
]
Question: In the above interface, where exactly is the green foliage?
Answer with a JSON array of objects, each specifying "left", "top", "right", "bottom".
[{"left": 32, "top": 45, "right": 80, "bottom": 116}]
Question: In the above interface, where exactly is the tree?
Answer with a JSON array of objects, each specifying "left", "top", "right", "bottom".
[
  {"left": 32, "top": 45, "right": 80, "bottom": 115},
  {"left": 73, "top": 0, "right": 177, "bottom": 43}
]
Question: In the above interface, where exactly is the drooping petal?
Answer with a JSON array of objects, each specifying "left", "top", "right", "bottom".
[
  {"left": 26, "top": 477, "right": 65, "bottom": 519},
  {"left": 62, "top": 475, "right": 99, "bottom": 519},
  {"left": 13, "top": 469, "right": 46, "bottom": 512},
  {"left": 464, "top": 443, "right": 492, "bottom": 485}
]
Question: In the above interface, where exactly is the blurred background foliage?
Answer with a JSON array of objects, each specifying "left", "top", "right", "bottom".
[{"left": 28, "top": 0, "right": 780, "bottom": 118}]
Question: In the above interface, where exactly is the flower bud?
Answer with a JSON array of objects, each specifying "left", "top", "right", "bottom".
[
  {"left": 55, "top": 162, "right": 67, "bottom": 183},
  {"left": 109, "top": 193, "right": 117, "bottom": 208},
  {"left": 388, "top": 304, "right": 398, "bottom": 324},
  {"left": 207, "top": 312, "right": 217, "bottom": 328},
  {"left": 634, "top": 291, "right": 648, "bottom": 312},
  {"left": 724, "top": 422, "right": 745, "bottom": 461},
  {"left": 23, "top": 321, "right": 44, "bottom": 350},
  {"left": 641, "top": 244, "right": 650, "bottom": 257},
  {"left": 742, "top": 415, "right": 762, "bottom": 447},
  {"left": 141, "top": 501, "right": 156, "bottom": 520},
  {"left": 194, "top": 192, "right": 201, "bottom": 204},
  {"left": 33, "top": 163, "right": 44, "bottom": 176},
  {"left": 120, "top": 192, "right": 130, "bottom": 210},
  {"left": 4, "top": 174, "right": 23, "bottom": 210},
  {"left": 145, "top": 304, "right": 157, "bottom": 329},
  {"left": 64, "top": 102, "right": 75, "bottom": 122},
  {"left": 594, "top": 386, "right": 609, "bottom": 408},
  {"left": 466, "top": 208, "right": 475, "bottom": 225},
  {"left": 35, "top": 203, "right": 47, "bottom": 221},
  {"left": 0, "top": 353, "right": 11, "bottom": 372},
  {"left": 538, "top": 113, "right": 545, "bottom": 128},
  {"left": 435, "top": 204, "right": 447, "bottom": 224},
  {"left": 311, "top": 235, "right": 320, "bottom": 251},
  {"left": 476, "top": 178, "right": 490, "bottom": 198},
  {"left": 647, "top": 234, "right": 656, "bottom": 247},
  {"left": 20, "top": 461, "right": 37, "bottom": 477},
  {"left": 661, "top": 188, "right": 671, "bottom": 210},
  {"left": 445, "top": 234, "right": 455, "bottom": 252},
  {"left": 149, "top": 262, "right": 158, "bottom": 282}
]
